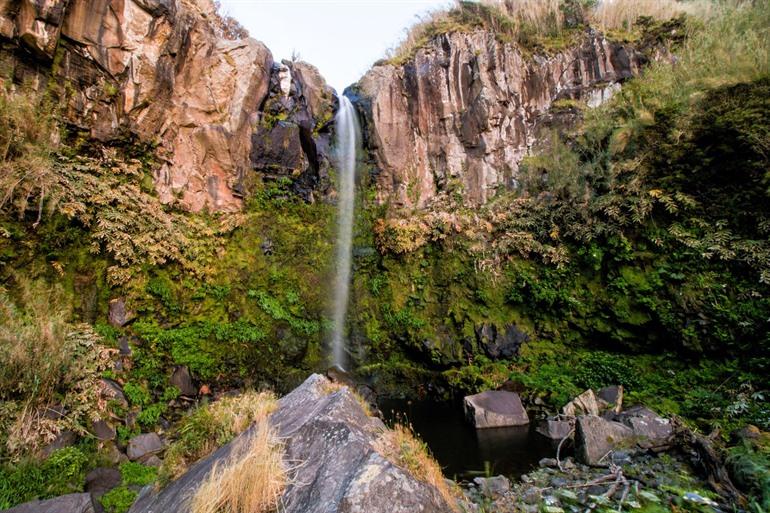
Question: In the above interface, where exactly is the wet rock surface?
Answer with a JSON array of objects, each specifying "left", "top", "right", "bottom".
[{"left": 466, "top": 452, "right": 728, "bottom": 513}]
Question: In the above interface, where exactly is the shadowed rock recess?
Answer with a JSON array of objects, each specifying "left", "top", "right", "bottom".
[
  {"left": 349, "top": 31, "right": 648, "bottom": 210},
  {"left": 129, "top": 375, "right": 453, "bottom": 513},
  {"left": 0, "top": 0, "right": 336, "bottom": 211}
]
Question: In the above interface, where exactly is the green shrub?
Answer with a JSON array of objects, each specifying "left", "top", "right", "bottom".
[
  {"left": 100, "top": 487, "right": 137, "bottom": 513},
  {"left": 0, "top": 446, "right": 93, "bottom": 509},
  {"left": 123, "top": 382, "right": 151, "bottom": 407},
  {"left": 119, "top": 461, "right": 157, "bottom": 487},
  {"left": 576, "top": 351, "right": 640, "bottom": 390}
]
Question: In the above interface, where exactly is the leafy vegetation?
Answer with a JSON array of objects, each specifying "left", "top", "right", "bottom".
[
  {"left": 0, "top": 445, "right": 96, "bottom": 509},
  {"left": 99, "top": 462, "right": 158, "bottom": 513},
  {"left": 0, "top": 277, "right": 113, "bottom": 456}
]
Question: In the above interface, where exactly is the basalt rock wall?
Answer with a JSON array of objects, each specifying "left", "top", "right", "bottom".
[
  {"left": 350, "top": 30, "right": 648, "bottom": 210},
  {"left": 0, "top": 0, "right": 336, "bottom": 212}
]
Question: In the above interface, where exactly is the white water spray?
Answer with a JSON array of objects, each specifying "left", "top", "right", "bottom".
[{"left": 330, "top": 96, "right": 360, "bottom": 369}]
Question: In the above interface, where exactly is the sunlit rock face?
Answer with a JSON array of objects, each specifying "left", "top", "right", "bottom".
[
  {"left": 0, "top": 0, "right": 335, "bottom": 212},
  {"left": 351, "top": 31, "right": 647, "bottom": 211}
]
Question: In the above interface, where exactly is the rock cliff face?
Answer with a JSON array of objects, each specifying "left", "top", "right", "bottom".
[
  {"left": 350, "top": 31, "right": 647, "bottom": 210},
  {"left": 0, "top": 0, "right": 335, "bottom": 211}
]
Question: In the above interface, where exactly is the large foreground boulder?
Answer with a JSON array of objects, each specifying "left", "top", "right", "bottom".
[
  {"left": 130, "top": 374, "right": 453, "bottom": 513},
  {"left": 464, "top": 390, "right": 529, "bottom": 428},
  {"left": 2, "top": 493, "right": 95, "bottom": 513}
]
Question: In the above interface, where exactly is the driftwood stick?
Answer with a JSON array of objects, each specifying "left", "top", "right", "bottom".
[
  {"left": 672, "top": 417, "right": 745, "bottom": 505},
  {"left": 557, "top": 428, "right": 575, "bottom": 472}
]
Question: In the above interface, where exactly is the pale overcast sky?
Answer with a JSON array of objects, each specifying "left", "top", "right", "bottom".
[{"left": 218, "top": 0, "right": 453, "bottom": 92}]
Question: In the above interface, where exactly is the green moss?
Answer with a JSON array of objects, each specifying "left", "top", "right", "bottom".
[{"left": 100, "top": 487, "right": 138, "bottom": 513}]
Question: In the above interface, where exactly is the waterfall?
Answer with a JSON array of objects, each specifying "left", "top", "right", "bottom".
[{"left": 330, "top": 95, "right": 360, "bottom": 369}]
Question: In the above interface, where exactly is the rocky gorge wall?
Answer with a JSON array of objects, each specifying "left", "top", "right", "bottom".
[
  {"left": 0, "top": 0, "right": 336, "bottom": 212},
  {"left": 349, "top": 31, "right": 648, "bottom": 210}
]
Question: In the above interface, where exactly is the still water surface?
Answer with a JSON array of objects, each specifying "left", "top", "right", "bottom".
[{"left": 380, "top": 398, "right": 559, "bottom": 480}]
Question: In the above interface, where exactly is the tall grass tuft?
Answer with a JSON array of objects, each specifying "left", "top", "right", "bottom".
[
  {"left": 0, "top": 277, "right": 114, "bottom": 456},
  {"left": 159, "top": 391, "right": 277, "bottom": 485},
  {"left": 0, "top": 87, "right": 59, "bottom": 224},
  {"left": 591, "top": 0, "right": 714, "bottom": 31},
  {"left": 373, "top": 423, "right": 461, "bottom": 510},
  {"left": 0, "top": 277, "right": 71, "bottom": 406},
  {"left": 191, "top": 422, "right": 286, "bottom": 513}
]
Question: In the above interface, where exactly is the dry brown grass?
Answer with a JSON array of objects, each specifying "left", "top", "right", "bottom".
[
  {"left": 373, "top": 423, "right": 461, "bottom": 511},
  {"left": 384, "top": 0, "right": 715, "bottom": 65},
  {"left": 321, "top": 381, "right": 373, "bottom": 416},
  {"left": 591, "top": 0, "right": 713, "bottom": 31},
  {"left": 0, "top": 278, "right": 70, "bottom": 404},
  {"left": 0, "top": 87, "right": 59, "bottom": 223},
  {"left": 159, "top": 391, "right": 277, "bottom": 485},
  {"left": 0, "top": 277, "right": 114, "bottom": 456},
  {"left": 191, "top": 421, "right": 286, "bottom": 513}
]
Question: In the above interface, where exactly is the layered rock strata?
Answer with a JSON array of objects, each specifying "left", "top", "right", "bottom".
[
  {"left": 0, "top": 0, "right": 336, "bottom": 211},
  {"left": 350, "top": 31, "right": 648, "bottom": 210}
]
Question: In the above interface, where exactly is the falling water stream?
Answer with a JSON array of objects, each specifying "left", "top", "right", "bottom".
[{"left": 330, "top": 96, "right": 360, "bottom": 369}]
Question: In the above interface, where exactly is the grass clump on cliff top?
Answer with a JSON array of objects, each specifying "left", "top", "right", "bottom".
[
  {"left": 159, "top": 391, "right": 277, "bottom": 486},
  {"left": 191, "top": 422, "right": 286, "bottom": 513},
  {"left": 384, "top": 0, "right": 713, "bottom": 65}
]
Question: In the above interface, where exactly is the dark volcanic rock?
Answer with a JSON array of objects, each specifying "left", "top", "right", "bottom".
[
  {"left": 127, "top": 433, "right": 164, "bottom": 462},
  {"left": 597, "top": 385, "right": 624, "bottom": 413},
  {"left": 129, "top": 374, "right": 454, "bottom": 513},
  {"left": 41, "top": 430, "right": 78, "bottom": 457},
  {"left": 170, "top": 366, "right": 197, "bottom": 397},
  {"left": 616, "top": 406, "right": 673, "bottom": 451},
  {"left": 475, "top": 323, "right": 529, "bottom": 360},
  {"left": 464, "top": 390, "right": 529, "bottom": 428},
  {"left": 92, "top": 419, "right": 116, "bottom": 441},
  {"left": 98, "top": 378, "right": 127, "bottom": 408},
  {"left": 2, "top": 493, "right": 95, "bottom": 513},
  {"left": 85, "top": 467, "right": 121, "bottom": 496},
  {"left": 536, "top": 419, "right": 574, "bottom": 440},
  {"left": 108, "top": 297, "right": 133, "bottom": 327}
]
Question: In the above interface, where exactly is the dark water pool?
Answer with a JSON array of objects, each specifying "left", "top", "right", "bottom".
[{"left": 379, "top": 398, "right": 559, "bottom": 481}]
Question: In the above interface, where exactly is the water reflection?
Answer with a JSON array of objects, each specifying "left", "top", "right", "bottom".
[{"left": 380, "top": 398, "right": 557, "bottom": 480}]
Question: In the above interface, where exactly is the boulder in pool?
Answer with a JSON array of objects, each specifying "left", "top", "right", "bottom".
[{"left": 464, "top": 390, "right": 529, "bottom": 428}]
